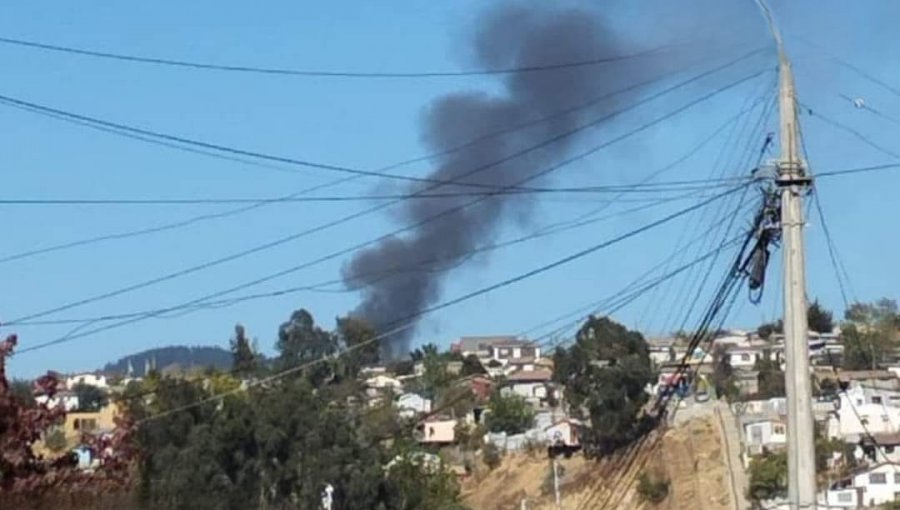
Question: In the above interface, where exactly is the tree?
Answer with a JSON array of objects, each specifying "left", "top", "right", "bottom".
[
  {"left": 747, "top": 450, "right": 787, "bottom": 502},
  {"left": 842, "top": 298, "right": 900, "bottom": 370},
  {"left": 44, "top": 428, "right": 68, "bottom": 453},
  {"left": 460, "top": 354, "right": 486, "bottom": 376},
  {"left": 807, "top": 300, "right": 834, "bottom": 333},
  {"left": 485, "top": 391, "right": 534, "bottom": 435},
  {"left": 73, "top": 383, "right": 108, "bottom": 412},
  {"left": 755, "top": 358, "right": 785, "bottom": 399},
  {"left": 757, "top": 319, "right": 783, "bottom": 340},
  {"left": 9, "top": 378, "right": 35, "bottom": 408},
  {"left": 482, "top": 442, "right": 502, "bottom": 471},
  {"left": 276, "top": 309, "right": 337, "bottom": 386},
  {"left": 711, "top": 345, "right": 739, "bottom": 402},
  {"left": 553, "top": 316, "right": 655, "bottom": 456},
  {"left": 335, "top": 315, "right": 380, "bottom": 377},
  {"left": 229, "top": 323, "right": 257, "bottom": 376}
]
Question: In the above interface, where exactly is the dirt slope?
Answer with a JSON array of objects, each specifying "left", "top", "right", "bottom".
[{"left": 462, "top": 414, "right": 734, "bottom": 510}]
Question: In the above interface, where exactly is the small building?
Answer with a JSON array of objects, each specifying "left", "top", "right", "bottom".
[
  {"left": 396, "top": 392, "right": 432, "bottom": 419},
  {"left": 825, "top": 462, "right": 900, "bottom": 508},
  {"left": 65, "top": 373, "right": 108, "bottom": 390},
  {"left": 726, "top": 347, "right": 764, "bottom": 370},
  {"left": 545, "top": 418, "right": 582, "bottom": 449},
  {"left": 503, "top": 370, "right": 555, "bottom": 406},
  {"left": 365, "top": 375, "right": 403, "bottom": 395},
  {"left": 743, "top": 416, "right": 787, "bottom": 456},
  {"left": 419, "top": 419, "right": 457, "bottom": 445},
  {"left": 35, "top": 391, "right": 80, "bottom": 411}
]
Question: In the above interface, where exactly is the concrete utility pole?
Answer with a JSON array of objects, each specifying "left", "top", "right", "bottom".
[{"left": 755, "top": 0, "right": 817, "bottom": 507}]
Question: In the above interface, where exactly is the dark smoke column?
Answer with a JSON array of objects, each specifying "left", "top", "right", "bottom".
[{"left": 343, "top": 3, "right": 656, "bottom": 356}]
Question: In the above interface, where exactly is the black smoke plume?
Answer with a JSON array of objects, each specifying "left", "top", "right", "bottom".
[{"left": 343, "top": 3, "right": 668, "bottom": 355}]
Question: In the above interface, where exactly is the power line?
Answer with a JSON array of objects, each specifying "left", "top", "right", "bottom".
[
  {"left": 13, "top": 189, "right": 711, "bottom": 328},
  {"left": 801, "top": 103, "right": 900, "bottom": 160},
  {"left": 0, "top": 34, "right": 672, "bottom": 79},
  {"left": 14, "top": 183, "right": 751, "bottom": 354},
  {"left": 0, "top": 48, "right": 766, "bottom": 191},
  {"left": 0, "top": 53, "right": 759, "bottom": 265},
  {"left": 0, "top": 181, "right": 745, "bottom": 206},
  {"left": 130, "top": 222, "right": 751, "bottom": 424},
  {"left": 7, "top": 67, "right": 769, "bottom": 327}
]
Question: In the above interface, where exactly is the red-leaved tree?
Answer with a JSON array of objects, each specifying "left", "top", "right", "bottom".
[{"left": 0, "top": 334, "right": 134, "bottom": 498}]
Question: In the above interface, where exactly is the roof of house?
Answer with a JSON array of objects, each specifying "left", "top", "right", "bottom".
[
  {"left": 838, "top": 370, "right": 897, "bottom": 382},
  {"left": 862, "top": 432, "right": 900, "bottom": 446},
  {"left": 453, "top": 335, "right": 528, "bottom": 352},
  {"left": 506, "top": 369, "right": 553, "bottom": 382}
]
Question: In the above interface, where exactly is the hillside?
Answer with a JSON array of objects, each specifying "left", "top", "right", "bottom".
[
  {"left": 462, "top": 405, "right": 737, "bottom": 510},
  {"left": 101, "top": 345, "right": 232, "bottom": 376}
]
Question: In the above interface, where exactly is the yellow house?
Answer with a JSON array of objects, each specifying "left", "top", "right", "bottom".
[{"left": 33, "top": 402, "right": 121, "bottom": 458}]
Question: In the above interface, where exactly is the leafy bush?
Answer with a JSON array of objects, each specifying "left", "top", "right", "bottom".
[
  {"left": 636, "top": 471, "right": 670, "bottom": 505},
  {"left": 482, "top": 442, "right": 502, "bottom": 471}
]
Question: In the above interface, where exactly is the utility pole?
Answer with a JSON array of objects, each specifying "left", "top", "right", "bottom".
[
  {"left": 754, "top": 0, "right": 817, "bottom": 507},
  {"left": 553, "top": 458, "right": 562, "bottom": 510}
]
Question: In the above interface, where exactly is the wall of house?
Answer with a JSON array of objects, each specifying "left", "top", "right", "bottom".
[
  {"left": 421, "top": 420, "right": 456, "bottom": 443},
  {"left": 851, "top": 464, "right": 900, "bottom": 507},
  {"left": 837, "top": 396, "right": 900, "bottom": 439},
  {"left": 825, "top": 488, "right": 860, "bottom": 508},
  {"left": 65, "top": 374, "right": 108, "bottom": 390}
]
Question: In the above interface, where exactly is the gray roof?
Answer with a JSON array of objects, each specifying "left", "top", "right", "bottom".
[{"left": 456, "top": 335, "right": 521, "bottom": 352}]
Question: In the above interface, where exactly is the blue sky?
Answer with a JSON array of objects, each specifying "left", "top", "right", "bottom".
[{"left": 3, "top": 1, "right": 900, "bottom": 377}]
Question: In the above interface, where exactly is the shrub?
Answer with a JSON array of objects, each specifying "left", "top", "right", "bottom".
[
  {"left": 636, "top": 471, "right": 669, "bottom": 505},
  {"left": 482, "top": 442, "right": 502, "bottom": 471}
]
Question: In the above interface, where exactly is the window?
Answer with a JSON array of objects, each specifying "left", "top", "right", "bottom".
[
  {"left": 883, "top": 415, "right": 891, "bottom": 423},
  {"left": 873, "top": 396, "right": 883, "bottom": 404},
  {"left": 837, "top": 492, "right": 853, "bottom": 503},
  {"left": 870, "top": 472, "right": 887, "bottom": 484},
  {"left": 773, "top": 424, "right": 785, "bottom": 435},
  {"left": 741, "top": 353, "right": 750, "bottom": 361},
  {"left": 857, "top": 399, "right": 864, "bottom": 406},
  {"left": 894, "top": 472, "right": 900, "bottom": 484}
]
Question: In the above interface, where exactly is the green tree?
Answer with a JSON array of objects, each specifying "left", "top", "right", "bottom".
[
  {"left": 755, "top": 358, "right": 785, "bottom": 399},
  {"left": 842, "top": 298, "right": 900, "bottom": 370},
  {"left": 460, "top": 354, "right": 486, "bottom": 376},
  {"left": 336, "top": 315, "right": 380, "bottom": 377},
  {"left": 808, "top": 300, "right": 834, "bottom": 333},
  {"left": 553, "top": 316, "right": 655, "bottom": 456},
  {"left": 229, "top": 323, "right": 257, "bottom": 376},
  {"left": 73, "top": 383, "right": 108, "bottom": 412},
  {"left": 276, "top": 309, "right": 337, "bottom": 386},
  {"left": 44, "top": 428, "right": 68, "bottom": 453},
  {"left": 485, "top": 391, "right": 534, "bottom": 435},
  {"left": 757, "top": 319, "right": 783, "bottom": 340},
  {"left": 711, "top": 345, "right": 739, "bottom": 402},
  {"left": 748, "top": 451, "right": 787, "bottom": 502}
]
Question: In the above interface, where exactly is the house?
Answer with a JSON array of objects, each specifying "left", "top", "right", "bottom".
[
  {"left": 858, "top": 433, "right": 900, "bottom": 464},
  {"left": 743, "top": 416, "right": 787, "bottom": 456},
  {"left": 419, "top": 419, "right": 457, "bottom": 444},
  {"left": 66, "top": 402, "right": 120, "bottom": 437},
  {"left": 365, "top": 375, "right": 403, "bottom": 394},
  {"left": 451, "top": 336, "right": 541, "bottom": 365},
  {"left": 825, "top": 462, "right": 900, "bottom": 508},
  {"left": 828, "top": 384, "right": 900, "bottom": 441},
  {"left": 545, "top": 418, "right": 582, "bottom": 450},
  {"left": 503, "top": 370, "right": 555, "bottom": 406},
  {"left": 396, "top": 393, "right": 432, "bottom": 419},
  {"left": 65, "top": 373, "right": 108, "bottom": 390},
  {"left": 725, "top": 347, "right": 764, "bottom": 370},
  {"left": 35, "top": 390, "right": 80, "bottom": 411},
  {"left": 836, "top": 370, "right": 900, "bottom": 391}
]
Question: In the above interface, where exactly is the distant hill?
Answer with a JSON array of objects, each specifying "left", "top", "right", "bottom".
[{"left": 102, "top": 346, "right": 232, "bottom": 376}]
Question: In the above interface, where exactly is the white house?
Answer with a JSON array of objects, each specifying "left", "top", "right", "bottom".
[
  {"left": 829, "top": 385, "right": 900, "bottom": 441},
  {"left": 419, "top": 419, "right": 457, "bottom": 444},
  {"left": 726, "top": 347, "right": 764, "bottom": 370},
  {"left": 743, "top": 417, "right": 787, "bottom": 456},
  {"left": 35, "top": 391, "right": 80, "bottom": 411},
  {"left": 825, "top": 462, "right": 900, "bottom": 508},
  {"left": 545, "top": 418, "right": 582, "bottom": 449},
  {"left": 65, "top": 373, "right": 108, "bottom": 390},
  {"left": 503, "top": 370, "right": 555, "bottom": 407},
  {"left": 396, "top": 392, "right": 432, "bottom": 419}
]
